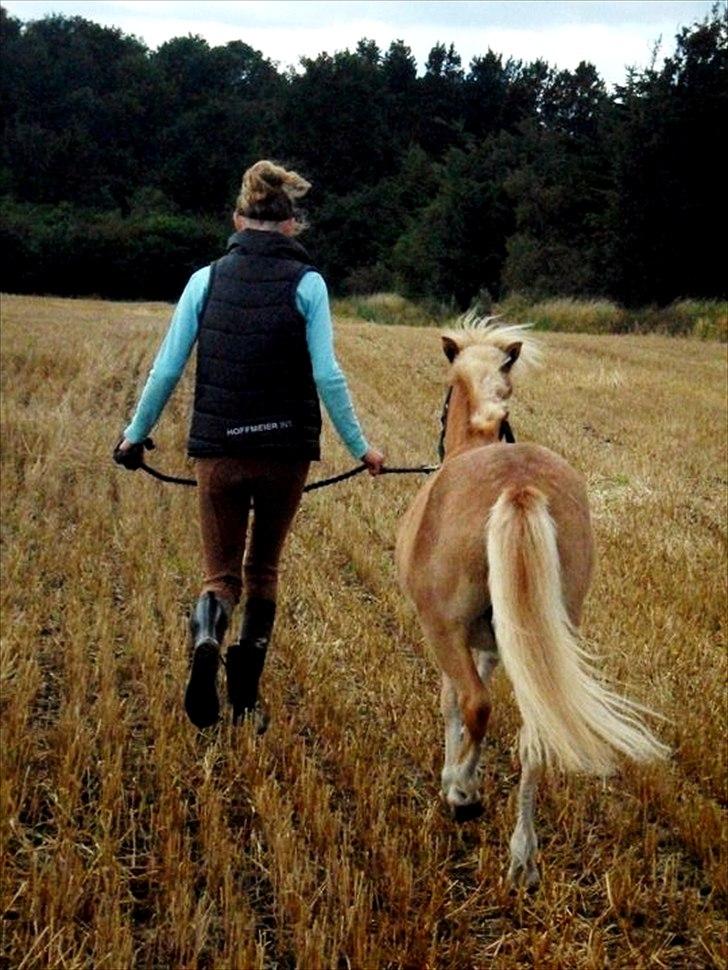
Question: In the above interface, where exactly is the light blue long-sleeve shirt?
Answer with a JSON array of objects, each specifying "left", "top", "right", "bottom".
[{"left": 124, "top": 267, "right": 369, "bottom": 459}]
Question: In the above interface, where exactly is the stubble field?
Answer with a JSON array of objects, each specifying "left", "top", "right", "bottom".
[{"left": 1, "top": 293, "right": 726, "bottom": 969}]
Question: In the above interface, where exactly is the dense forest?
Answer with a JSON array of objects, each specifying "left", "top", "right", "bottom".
[{"left": 1, "top": 4, "right": 726, "bottom": 307}]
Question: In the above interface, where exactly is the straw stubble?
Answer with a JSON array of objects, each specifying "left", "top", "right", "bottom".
[{"left": 1, "top": 295, "right": 726, "bottom": 968}]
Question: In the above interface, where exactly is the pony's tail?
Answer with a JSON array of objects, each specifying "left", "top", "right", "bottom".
[{"left": 486, "top": 486, "right": 669, "bottom": 774}]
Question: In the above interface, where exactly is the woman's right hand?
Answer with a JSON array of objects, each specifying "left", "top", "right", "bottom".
[
  {"left": 113, "top": 436, "right": 154, "bottom": 470},
  {"left": 361, "top": 447, "right": 385, "bottom": 476}
]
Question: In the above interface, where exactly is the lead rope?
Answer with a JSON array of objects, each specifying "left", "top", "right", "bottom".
[
  {"left": 124, "top": 389, "right": 514, "bottom": 491},
  {"left": 135, "top": 459, "right": 440, "bottom": 491}
]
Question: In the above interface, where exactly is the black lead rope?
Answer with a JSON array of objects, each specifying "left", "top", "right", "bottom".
[
  {"left": 501, "top": 418, "right": 516, "bottom": 444},
  {"left": 303, "top": 464, "right": 367, "bottom": 492},
  {"left": 136, "top": 435, "right": 512, "bottom": 490},
  {"left": 135, "top": 459, "right": 440, "bottom": 491},
  {"left": 302, "top": 463, "right": 440, "bottom": 492},
  {"left": 437, "top": 386, "right": 453, "bottom": 462},
  {"left": 138, "top": 462, "right": 197, "bottom": 487},
  {"left": 123, "top": 388, "right": 514, "bottom": 492}
]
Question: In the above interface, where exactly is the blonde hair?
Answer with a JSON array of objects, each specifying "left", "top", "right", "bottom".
[{"left": 236, "top": 160, "right": 311, "bottom": 230}]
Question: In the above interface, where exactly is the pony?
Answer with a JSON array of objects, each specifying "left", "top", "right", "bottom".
[{"left": 395, "top": 319, "right": 668, "bottom": 887}]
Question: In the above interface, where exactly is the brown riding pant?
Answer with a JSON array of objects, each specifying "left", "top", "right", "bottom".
[{"left": 195, "top": 457, "right": 310, "bottom": 606}]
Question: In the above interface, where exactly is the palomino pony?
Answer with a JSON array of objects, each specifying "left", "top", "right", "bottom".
[{"left": 395, "top": 320, "right": 668, "bottom": 887}]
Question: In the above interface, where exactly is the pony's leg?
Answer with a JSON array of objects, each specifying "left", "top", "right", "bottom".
[
  {"left": 507, "top": 730, "right": 542, "bottom": 888},
  {"left": 440, "top": 650, "right": 498, "bottom": 805},
  {"left": 471, "top": 607, "right": 499, "bottom": 686},
  {"left": 440, "top": 674, "right": 462, "bottom": 777},
  {"left": 474, "top": 648, "right": 498, "bottom": 684},
  {"left": 424, "top": 619, "right": 491, "bottom": 819}
]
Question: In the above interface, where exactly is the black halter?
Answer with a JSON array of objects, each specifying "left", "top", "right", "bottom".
[{"left": 437, "top": 386, "right": 515, "bottom": 462}]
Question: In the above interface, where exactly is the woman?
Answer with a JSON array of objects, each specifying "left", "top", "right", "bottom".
[{"left": 115, "top": 160, "right": 384, "bottom": 731}]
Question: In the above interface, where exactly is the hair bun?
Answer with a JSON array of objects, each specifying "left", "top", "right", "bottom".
[
  {"left": 259, "top": 166, "right": 284, "bottom": 189},
  {"left": 236, "top": 160, "right": 311, "bottom": 230},
  {"left": 239, "top": 160, "right": 311, "bottom": 212}
]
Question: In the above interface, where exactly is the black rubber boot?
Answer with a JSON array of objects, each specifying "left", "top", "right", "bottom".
[
  {"left": 184, "top": 591, "right": 230, "bottom": 729},
  {"left": 226, "top": 597, "right": 276, "bottom": 730}
]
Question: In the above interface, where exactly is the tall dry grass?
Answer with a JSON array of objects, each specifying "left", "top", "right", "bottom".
[
  {"left": 499, "top": 294, "right": 728, "bottom": 340},
  {"left": 1, "top": 294, "right": 726, "bottom": 968},
  {"left": 333, "top": 292, "right": 438, "bottom": 328},
  {"left": 499, "top": 297, "right": 626, "bottom": 335}
]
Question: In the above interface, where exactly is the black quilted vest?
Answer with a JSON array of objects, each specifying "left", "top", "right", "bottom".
[{"left": 187, "top": 230, "right": 322, "bottom": 460}]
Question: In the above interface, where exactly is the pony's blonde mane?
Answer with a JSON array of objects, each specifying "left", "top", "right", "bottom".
[{"left": 443, "top": 314, "right": 542, "bottom": 371}]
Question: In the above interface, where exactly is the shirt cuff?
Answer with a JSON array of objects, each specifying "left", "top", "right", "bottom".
[
  {"left": 344, "top": 433, "right": 369, "bottom": 461},
  {"left": 123, "top": 422, "right": 147, "bottom": 444}
]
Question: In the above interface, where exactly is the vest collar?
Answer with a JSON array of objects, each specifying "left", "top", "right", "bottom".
[{"left": 226, "top": 229, "right": 312, "bottom": 264}]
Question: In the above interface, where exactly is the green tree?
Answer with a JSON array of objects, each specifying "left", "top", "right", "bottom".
[
  {"left": 606, "top": 4, "right": 728, "bottom": 304},
  {"left": 313, "top": 144, "right": 437, "bottom": 290},
  {"left": 2, "top": 4, "right": 725, "bottom": 305},
  {"left": 154, "top": 37, "right": 283, "bottom": 214},
  {"left": 392, "top": 137, "right": 515, "bottom": 307},
  {"left": 464, "top": 51, "right": 509, "bottom": 137},
  {"left": 2, "top": 14, "right": 157, "bottom": 211},
  {"left": 501, "top": 63, "right": 613, "bottom": 298},
  {"left": 283, "top": 46, "right": 393, "bottom": 195},
  {"left": 416, "top": 43, "right": 465, "bottom": 156}
]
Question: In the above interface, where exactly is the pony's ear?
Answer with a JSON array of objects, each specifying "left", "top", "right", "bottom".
[
  {"left": 442, "top": 334, "right": 461, "bottom": 363},
  {"left": 500, "top": 342, "right": 522, "bottom": 372}
]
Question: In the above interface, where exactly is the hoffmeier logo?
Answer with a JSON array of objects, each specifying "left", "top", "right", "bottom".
[{"left": 226, "top": 419, "right": 294, "bottom": 436}]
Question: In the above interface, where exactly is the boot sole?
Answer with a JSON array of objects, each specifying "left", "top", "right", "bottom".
[{"left": 184, "top": 640, "right": 220, "bottom": 729}]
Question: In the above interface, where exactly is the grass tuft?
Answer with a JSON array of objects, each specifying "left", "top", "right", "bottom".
[
  {"left": 499, "top": 293, "right": 728, "bottom": 340},
  {"left": 333, "top": 292, "right": 438, "bottom": 327}
]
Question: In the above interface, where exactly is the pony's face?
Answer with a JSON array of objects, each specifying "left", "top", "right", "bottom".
[{"left": 442, "top": 334, "right": 522, "bottom": 434}]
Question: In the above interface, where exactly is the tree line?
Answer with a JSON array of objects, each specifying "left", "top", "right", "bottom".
[{"left": 1, "top": 4, "right": 726, "bottom": 307}]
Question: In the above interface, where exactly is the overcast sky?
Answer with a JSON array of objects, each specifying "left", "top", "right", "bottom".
[{"left": 3, "top": 1, "right": 717, "bottom": 88}]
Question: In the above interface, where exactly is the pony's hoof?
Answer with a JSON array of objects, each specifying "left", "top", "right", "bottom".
[
  {"left": 450, "top": 800, "right": 484, "bottom": 822},
  {"left": 184, "top": 641, "right": 220, "bottom": 729},
  {"left": 507, "top": 859, "right": 540, "bottom": 891}
]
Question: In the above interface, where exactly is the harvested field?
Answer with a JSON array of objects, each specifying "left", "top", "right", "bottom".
[{"left": 1, "top": 293, "right": 726, "bottom": 969}]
